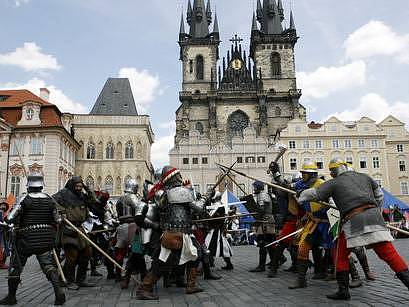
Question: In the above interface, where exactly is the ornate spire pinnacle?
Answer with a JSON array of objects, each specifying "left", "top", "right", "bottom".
[
  {"left": 206, "top": 0, "right": 212, "bottom": 25},
  {"left": 251, "top": 11, "right": 258, "bottom": 32},
  {"left": 189, "top": 0, "right": 210, "bottom": 38},
  {"left": 256, "top": 0, "right": 263, "bottom": 21},
  {"left": 187, "top": 0, "right": 193, "bottom": 25},
  {"left": 278, "top": 0, "right": 284, "bottom": 21},
  {"left": 179, "top": 12, "right": 186, "bottom": 34},
  {"left": 213, "top": 10, "right": 219, "bottom": 33},
  {"left": 289, "top": 10, "right": 296, "bottom": 30}
]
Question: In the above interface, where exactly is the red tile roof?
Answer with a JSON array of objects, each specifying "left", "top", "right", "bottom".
[
  {"left": 307, "top": 121, "right": 323, "bottom": 129},
  {"left": 0, "top": 89, "right": 63, "bottom": 128}
]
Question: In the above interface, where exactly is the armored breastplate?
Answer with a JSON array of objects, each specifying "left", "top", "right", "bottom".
[{"left": 20, "top": 194, "right": 55, "bottom": 227}]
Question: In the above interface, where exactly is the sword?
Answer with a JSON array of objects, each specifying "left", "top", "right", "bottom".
[
  {"left": 264, "top": 228, "right": 304, "bottom": 248},
  {"left": 193, "top": 212, "right": 257, "bottom": 223}
]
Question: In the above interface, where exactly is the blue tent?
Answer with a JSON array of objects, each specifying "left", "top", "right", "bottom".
[
  {"left": 382, "top": 188, "right": 409, "bottom": 211},
  {"left": 225, "top": 190, "right": 255, "bottom": 228}
]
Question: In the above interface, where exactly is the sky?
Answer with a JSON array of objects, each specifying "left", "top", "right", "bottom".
[{"left": 1, "top": 0, "right": 409, "bottom": 168}]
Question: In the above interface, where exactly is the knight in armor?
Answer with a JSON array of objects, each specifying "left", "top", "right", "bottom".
[
  {"left": 248, "top": 181, "right": 276, "bottom": 273},
  {"left": 299, "top": 157, "right": 409, "bottom": 300},
  {"left": 205, "top": 192, "right": 234, "bottom": 271},
  {"left": 138, "top": 166, "right": 210, "bottom": 300},
  {"left": 53, "top": 176, "right": 96, "bottom": 290},
  {"left": 0, "top": 172, "right": 66, "bottom": 306}
]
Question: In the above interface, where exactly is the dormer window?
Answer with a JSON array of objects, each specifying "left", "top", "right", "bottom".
[{"left": 26, "top": 108, "right": 34, "bottom": 120}]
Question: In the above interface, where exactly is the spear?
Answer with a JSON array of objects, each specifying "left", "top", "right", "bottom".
[
  {"left": 265, "top": 228, "right": 304, "bottom": 248},
  {"left": 193, "top": 212, "right": 257, "bottom": 223},
  {"left": 52, "top": 249, "right": 67, "bottom": 284}
]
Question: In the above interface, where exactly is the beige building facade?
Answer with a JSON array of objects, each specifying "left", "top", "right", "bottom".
[{"left": 73, "top": 78, "right": 154, "bottom": 197}]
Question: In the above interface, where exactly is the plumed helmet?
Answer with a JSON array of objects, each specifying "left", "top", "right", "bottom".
[
  {"left": 252, "top": 180, "right": 265, "bottom": 192},
  {"left": 301, "top": 161, "right": 318, "bottom": 173},
  {"left": 26, "top": 171, "right": 44, "bottom": 189},
  {"left": 328, "top": 157, "right": 348, "bottom": 177},
  {"left": 124, "top": 179, "right": 138, "bottom": 194}
]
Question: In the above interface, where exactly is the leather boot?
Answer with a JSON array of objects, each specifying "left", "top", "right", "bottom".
[
  {"left": 203, "top": 261, "right": 221, "bottom": 280},
  {"left": 268, "top": 245, "right": 285, "bottom": 278},
  {"left": 285, "top": 245, "right": 298, "bottom": 272},
  {"left": 355, "top": 247, "right": 375, "bottom": 281},
  {"left": 137, "top": 272, "right": 159, "bottom": 300},
  {"left": 249, "top": 247, "right": 266, "bottom": 272},
  {"left": 120, "top": 272, "right": 131, "bottom": 289},
  {"left": 222, "top": 258, "right": 233, "bottom": 270},
  {"left": 327, "top": 271, "right": 351, "bottom": 300},
  {"left": 185, "top": 268, "right": 204, "bottom": 294},
  {"left": 0, "top": 277, "right": 20, "bottom": 305},
  {"left": 49, "top": 271, "right": 66, "bottom": 306},
  {"left": 288, "top": 260, "right": 308, "bottom": 289},
  {"left": 397, "top": 270, "right": 409, "bottom": 290},
  {"left": 0, "top": 249, "right": 8, "bottom": 270},
  {"left": 349, "top": 258, "right": 362, "bottom": 288}
]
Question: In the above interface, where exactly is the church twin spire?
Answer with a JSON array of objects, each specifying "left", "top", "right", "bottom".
[{"left": 254, "top": 0, "right": 296, "bottom": 34}]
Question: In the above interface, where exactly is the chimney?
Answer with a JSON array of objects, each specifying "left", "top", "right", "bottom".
[{"left": 40, "top": 88, "right": 50, "bottom": 101}]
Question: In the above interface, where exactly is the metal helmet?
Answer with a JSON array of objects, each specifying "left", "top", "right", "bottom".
[
  {"left": 124, "top": 179, "right": 138, "bottom": 194},
  {"left": 300, "top": 161, "right": 318, "bottom": 173},
  {"left": 328, "top": 157, "right": 348, "bottom": 177},
  {"left": 252, "top": 180, "right": 265, "bottom": 193},
  {"left": 291, "top": 172, "right": 302, "bottom": 183},
  {"left": 161, "top": 165, "right": 181, "bottom": 185},
  {"left": 26, "top": 171, "right": 44, "bottom": 189}
]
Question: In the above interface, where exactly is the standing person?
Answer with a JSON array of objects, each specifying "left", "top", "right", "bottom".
[
  {"left": 299, "top": 157, "right": 409, "bottom": 300},
  {"left": 53, "top": 176, "right": 96, "bottom": 290},
  {"left": 0, "top": 202, "right": 10, "bottom": 269},
  {"left": 138, "top": 166, "right": 211, "bottom": 300},
  {"left": 0, "top": 172, "right": 65, "bottom": 305},
  {"left": 247, "top": 181, "right": 276, "bottom": 273}
]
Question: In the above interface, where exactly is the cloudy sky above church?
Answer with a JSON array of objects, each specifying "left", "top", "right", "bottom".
[{"left": 1, "top": 0, "right": 408, "bottom": 167}]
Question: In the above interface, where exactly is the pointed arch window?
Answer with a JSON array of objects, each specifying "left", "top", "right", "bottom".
[
  {"left": 228, "top": 110, "right": 249, "bottom": 139},
  {"left": 85, "top": 176, "right": 95, "bottom": 191},
  {"left": 271, "top": 52, "right": 281, "bottom": 77},
  {"left": 106, "top": 142, "right": 114, "bottom": 159},
  {"left": 125, "top": 141, "right": 134, "bottom": 159},
  {"left": 104, "top": 176, "right": 113, "bottom": 195},
  {"left": 196, "top": 55, "right": 204, "bottom": 80},
  {"left": 86, "top": 142, "right": 96, "bottom": 159}
]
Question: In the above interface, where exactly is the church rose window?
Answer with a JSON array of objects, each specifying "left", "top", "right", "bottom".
[
  {"left": 228, "top": 110, "right": 249, "bottom": 139},
  {"left": 196, "top": 55, "right": 204, "bottom": 80}
]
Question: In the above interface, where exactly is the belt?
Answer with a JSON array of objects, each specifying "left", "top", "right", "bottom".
[
  {"left": 342, "top": 204, "right": 377, "bottom": 223},
  {"left": 17, "top": 224, "right": 53, "bottom": 232}
]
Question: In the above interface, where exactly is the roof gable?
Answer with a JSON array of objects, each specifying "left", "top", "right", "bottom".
[
  {"left": 379, "top": 115, "right": 405, "bottom": 127},
  {"left": 0, "top": 90, "right": 51, "bottom": 107}
]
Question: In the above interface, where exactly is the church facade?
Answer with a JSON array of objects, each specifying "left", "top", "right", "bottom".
[{"left": 170, "top": 0, "right": 305, "bottom": 195}]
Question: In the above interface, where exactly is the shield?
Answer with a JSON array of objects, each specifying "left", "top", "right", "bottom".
[{"left": 240, "top": 194, "right": 260, "bottom": 218}]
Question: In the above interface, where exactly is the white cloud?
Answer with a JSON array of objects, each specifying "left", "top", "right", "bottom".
[
  {"left": 0, "top": 78, "right": 87, "bottom": 114},
  {"left": 297, "top": 61, "right": 366, "bottom": 100},
  {"left": 14, "top": 0, "right": 29, "bottom": 7},
  {"left": 0, "top": 42, "right": 61, "bottom": 71},
  {"left": 327, "top": 93, "right": 409, "bottom": 125},
  {"left": 344, "top": 21, "right": 409, "bottom": 64},
  {"left": 118, "top": 67, "right": 161, "bottom": 113},
  {"left": 158, "top": 121, "right": 176, "bottom": 130},
  {"left": 151, "top": 134, "right": 174, "bottom": 168}
]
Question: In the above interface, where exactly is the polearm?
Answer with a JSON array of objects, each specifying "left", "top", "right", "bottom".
[
  {"left": 265, "top": 228, "right": 304, "bottom": 248},
  {"left": 52, "top": 249, "right": 67, "bottom": 284},
  {"left": 62, "top": 218, "right": 124, "bottom": 271},
  {"left": 193, "top": 212, "right": 257, "bottom": 223},
  {"left": 216, "top": 163, "right": 338, "bottom": 210},
  {"left": 386, "top": 224, "right": 409, "bottom": 236},
  {"left": 212, "top": 161, "right": 237, "bottom": 191}
]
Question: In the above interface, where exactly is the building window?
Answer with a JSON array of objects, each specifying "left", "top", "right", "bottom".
[
  {"left": 195, "top": 122, "right": 204, "bottom": 134},
  {"left": 371, "top": 140, "right": 379, "bottom": 148},
  {"left": 289, "top": 140, "right": 296, "bottom": 149},
  {"left": 330, "top": 125, "right": 337, "bottom": 132},
  {"left": 10, "top": 138, "right": 24, "bottom": 156},
  {"left": 237, "top": 157, "right": 243, "bottom": 163},
  {"left": 10, "top": 176, "right": 21, "bottom": 196},
  {"left": 315, "top": 140, "right": 322, "bottom": 149},
  {"left": 257, "top": 156, "right": 266, "bottom": 163},
  {"left": 85, "top": 176, "right": 94, "bottom": 191},
  {"left": 344, "top": 139, "right": 351, "bottom": 148},
  {"left": 303, "top": 140, "right": 309, "bottom": 149},
  {"left": 228, "top": 110, "right": 249, "bottom": 139},
  {"left": 196, "top": 55, "right": 204, "bottom": 80},
  {"left": 332, "top": 139, "right": 339, "bottom": 149},
  {"left": 295, "top": 126, "right": 301, "bottom": 133},
  {"left": 359, "top": 157, "right": 367, "bottom": 169},
  {"left": 346, "top": 156, "right": 353, "bottom": 165},
  {"left": 271, "top": 52, "right": 281, "bottom": 76},
  {"left": 86, "top": 143, "right": 96, "bottom": 159},
  {"left": 183, "top": 158, "right": 189, "bottom": 165},
  {"left": 202, "top": 157, "right": 208, "bottom": 164},
  {"left": 192, "top": 157, "right": 199, "bottom": 165},
  {"left": 106, "top": 142, "right": 114, "bottom": 159},
  {"left": 358, "top": 139, "right": 365, "bottom": 148},
  {"left": 105, "top": 176, "right": 114, "bottom": 195},
  {"left": 30, "top": 137, "right": 42, "bottom": 155},
  {"left": 399, "top": 160, "right": 406, "bottom": 172},
  {"left": 373, "top": 157, "right": 380, "bottom": 169},
  {"left": 401, "top": 182, "right": 409, "bottom": 195},
  {"left": 290, "top": 158, "right": 297, "bottom": 170},
  {"left": 125, "top": 141, "right": 134, "bottom": 159},
  {"left": 26, "top": 108, "right": 34, "bottom": 120},
  {"left": 245, "top": 156, "right": 255, "bottom": 163},
  {"left": 316, "top": 158, "right": 324, "bottom": 170},
  {"left": 397, "top": 144, "right": 404, "bottom": 152}
]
